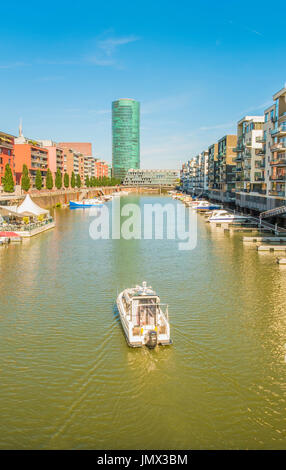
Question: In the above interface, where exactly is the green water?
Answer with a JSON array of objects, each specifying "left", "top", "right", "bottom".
[{"left": 0, "top": 195, "right": 286, "bottom": 449}]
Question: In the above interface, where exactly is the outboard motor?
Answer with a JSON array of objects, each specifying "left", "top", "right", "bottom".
[{"left": 146, "top": 330, "right": 157, "bottom": 349}]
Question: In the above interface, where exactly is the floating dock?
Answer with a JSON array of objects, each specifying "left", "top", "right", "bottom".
[
  {"left": 257, "top": 245, "right": 286, "bottom": 252},
  {"left": 243, "top": 236, "right": 286, "bottom": 243}
]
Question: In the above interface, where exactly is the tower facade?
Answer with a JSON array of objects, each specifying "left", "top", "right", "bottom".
[{"left": 112, "top": 98, "right": 140, "bottom": 180}]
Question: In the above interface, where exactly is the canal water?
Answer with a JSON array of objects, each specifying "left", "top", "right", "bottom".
[{"left": 0, "top": 195, "right": 286, "bottom": 449}]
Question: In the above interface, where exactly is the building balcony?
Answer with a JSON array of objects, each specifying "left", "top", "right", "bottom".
[
  {"left": 255, "top": 161, "right": 265, "bottom": 169},
  {"left": 270, "top": 175, "right": 286, "bottom": 182},
  {"left": 269, "top": 190, "right": 285, "bottom": 197},
  {"left": 256, "top": 136, "right": 266, "bottom": 143},
  {"left": 270, "top": 157, "right": 286, "bottom": 166},
  {"left": 233, "top": 145, "right": 244, "bottom": 152},
  {"left": 270, "top": 125, "right": 286, "bottom": 137},
  {"left": 271, "top": 142, "right": 286, "bottom": 152}
]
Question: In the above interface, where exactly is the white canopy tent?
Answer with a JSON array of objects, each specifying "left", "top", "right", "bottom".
[{"left": 0, "top": 194, "right": 49, "bottom": 218}]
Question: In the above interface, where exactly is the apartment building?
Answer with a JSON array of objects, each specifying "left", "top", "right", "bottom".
[
  {"left": 14, "top": 135, "right": 49, "bottom": 186},
  {"left": 0, "top": 131, "right": 15, "bottom": 185},
  {"left": 269, "top": 87, "right": 286, "bottom": 199},
  {"left": 63, "top": 147, "right": 80, "bottom": 176},
  {"left": 208, "top": 143, "right": 218, "bottom": 190},
  {"left": 234, "top": 116, "right": 265, "bottom": 195},
  {"left": 39, "top": 140, "right": 64, "bottom": 175},
  {"left": 236, "top": 87, "right": 286, "bottom": 213},
  {"left": 209, "top": 135, "right": 237, "bottom": 202}
]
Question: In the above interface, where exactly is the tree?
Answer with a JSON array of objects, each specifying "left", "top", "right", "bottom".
[
  {"left": 55, "top": 169, "right": 62, "bottom": 190},
  {"left": 21, "top": 164, "right": 30, "bottom": 192},
  {"left": 35, "top": 169, "right": 42, "bottom": 190},
  {"left": 85, "top": 175, "right": 90, "bottom": 187},
  {"left": 76, "top": 174, "right": 81, "bottom": 188},
  {"left": 46, "top": 168, "right": 53, "bottom": 190},
  {"left": 64, "top": 173, "right": 69, "bottom": 188},
  {"left": 3, "top": 164, "right": 15, "bottom": 193},
  {"left": 71, "top": 171, "right": 76, "bottom": 188}
]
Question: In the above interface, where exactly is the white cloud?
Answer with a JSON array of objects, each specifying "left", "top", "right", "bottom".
[
  {"left": 0, "top": 61, "right": 27, "bottom": 69},
  {"left": 97, "top": 35, "right": 140, "bottom": 56}
]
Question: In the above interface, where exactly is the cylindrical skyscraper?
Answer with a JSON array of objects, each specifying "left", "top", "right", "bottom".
[{"left": 112, "top": 98, "right": 140, "bottom": 181}]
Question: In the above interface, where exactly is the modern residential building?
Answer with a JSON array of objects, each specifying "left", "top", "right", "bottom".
[
  {"left": 63, "top": 147, "right": 80, "bottom": 177},
  {"left": 123, "top": 169, "right": 179, "bottom": 186},
  {"left": 234, "top": 116, "right": 265, "bottom": 195},
  {"left": 208, "top": 143, "right": 218, "bottom": 190},
  {"left": 196, "top": 151, "right": 208, "bottom": 194},
  {"left": 112, "top": 98, "right": 140, "bottom": 180},
  {"left": 269, "top": 86, "right": 286, "bottom": 199},
  {"left": 14, "top": 136, "right": 49, "bottom": 186},
  {"left": 95, "top": 160, "right": 109, "bottom": 179},
  {"left": 0, "top": 131, "right": 15, "bottom": 185},
  {"left": 39, "top": 140, "right": 64, "bottom": 175},
  {"left": 209, "top": 134, "right": 237, "bottom": 202}
]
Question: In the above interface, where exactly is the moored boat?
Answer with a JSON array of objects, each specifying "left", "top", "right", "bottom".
[
  {"left": 117, "top": 281, "right": 172, "bottom": 348},
  {"left": 193, "top": 201, "right": 221, "bottom": 211},
  {"left": 208, "top": 210, "right": 249, "bottom": 223},
  {"left": 69, "top": 198, "right": 103, "bottom": 208}
]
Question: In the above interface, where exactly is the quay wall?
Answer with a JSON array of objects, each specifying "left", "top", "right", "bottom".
[{"left": 0, "top": 186, "right": 169, "bottom": 209}]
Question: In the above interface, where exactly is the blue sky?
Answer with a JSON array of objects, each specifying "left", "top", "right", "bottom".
[{"left": 0, "top": 0, "right": 285, "bottom": 169}]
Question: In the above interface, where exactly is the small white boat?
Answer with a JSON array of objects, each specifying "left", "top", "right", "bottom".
[
  {"left": 69, "top": 198, "right": 103, "bottom": 208},
  {"left": 117, "top": 281, "right": 172, "bottom": 348},
  {"left": 193, "top": 201, "right": 221, "bottom": 211},
  {"left": 208, "top": 210, "right": 249, "bottom": 223}
]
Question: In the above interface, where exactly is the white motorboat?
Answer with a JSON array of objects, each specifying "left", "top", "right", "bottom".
[
  {"left": 208, "top": 210, "right": 249, "bottom": 223},
  {"left": 69, "top": 198, "right": 103, "bottom": 208},
  {"left": 117, "top": 281, "right": 172, "bottom": 348}
]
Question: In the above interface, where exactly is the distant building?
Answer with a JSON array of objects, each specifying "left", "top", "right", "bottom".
[
  {"left": 58, "top": 142, "right": 92, "bottom": 157},
  {"left": 112, "top": 99, "right": 140, "bottom": 180},
  {"left": 123, "top": 169, "right": 179, "bottom": 186}
]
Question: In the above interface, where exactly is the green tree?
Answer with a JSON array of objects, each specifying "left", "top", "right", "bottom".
[
  {"left": 85, "top": 175, "right": 90, "bottom": 187},
  {"left": 64, "top": 173, "right": 69, "bottom": 188},
  {"left": 46, "top": 168, "right": 53, "bottom": 190},
  {"left": 71, "top": 171, "right": 76, "bottom": 188},
  {"left": 3, "top": 163, "right": 15, "bottom": 193},
  {"left": 76, "top": 174, "right": 81, "bottom": 188},
  {"left": 21, "top": 164, "right": 30, "bottom": 192},
  {"left": 55, "top": 169, "right": 62, "bottom": 190},
  {"left": 35, "top": 169, "right": 42, "bottom": 190}
]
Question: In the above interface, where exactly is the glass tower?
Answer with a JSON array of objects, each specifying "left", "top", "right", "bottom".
[{"left": 112, "top": 98, "right": 140, "bottom": 180}]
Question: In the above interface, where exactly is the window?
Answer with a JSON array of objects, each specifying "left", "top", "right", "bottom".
[
  {"left": 270, "top": 110, "right": 274, "bottom": 120},
  {"left": 265, "top": 113, "right": 268, "bottom": 122}
]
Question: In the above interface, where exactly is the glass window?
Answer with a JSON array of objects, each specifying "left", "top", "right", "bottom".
[{"left": 265, "top": 113, "right": 268, "bottom": 122}]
